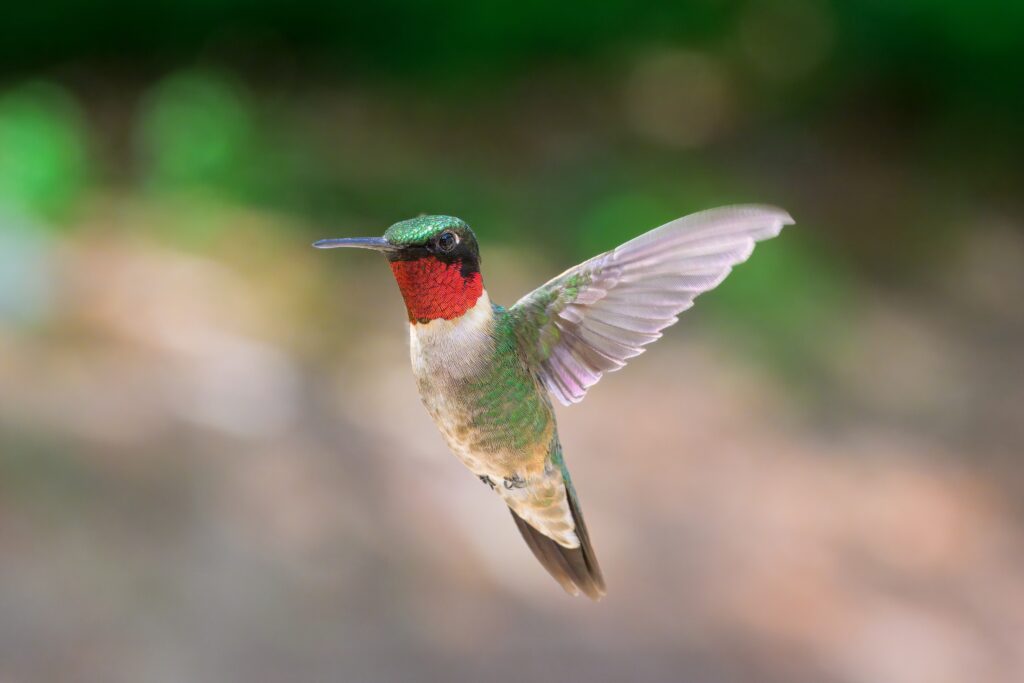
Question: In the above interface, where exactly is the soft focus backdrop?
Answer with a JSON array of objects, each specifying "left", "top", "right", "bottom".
[{"left": 1, "top": 2, "right": 1023, "bottom": 682}]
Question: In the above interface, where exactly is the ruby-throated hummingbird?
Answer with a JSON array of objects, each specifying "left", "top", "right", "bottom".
[{"left": 315, "top": 205, "right": 793, "bottom": 599}]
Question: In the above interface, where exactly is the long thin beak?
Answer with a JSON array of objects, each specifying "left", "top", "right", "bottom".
[{"left": 312, "top": 236, "right": 398, "bottom": 252}]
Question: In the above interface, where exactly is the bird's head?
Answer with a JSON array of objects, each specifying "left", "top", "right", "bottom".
[{"left": 314, "top": 215, "right": 484, "bottom": 324}]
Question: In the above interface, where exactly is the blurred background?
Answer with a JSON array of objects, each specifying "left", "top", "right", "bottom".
[{"left": 1, "top": 1, "right": 1023, "bottom": 681}]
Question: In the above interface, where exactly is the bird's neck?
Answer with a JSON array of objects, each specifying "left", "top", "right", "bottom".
[{"left": 390, "top": 255, "right": 484, "bottom": 324}]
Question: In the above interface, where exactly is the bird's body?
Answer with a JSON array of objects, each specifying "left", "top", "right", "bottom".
[
  {"left": 403, "top": 264, "right": 602, "bottom": 595},
  {"left": 409, "top": 294, "right": 569, "bottom": 540},
  {"left": 315, "top": 206, "right": 793, "bottom": 599}
]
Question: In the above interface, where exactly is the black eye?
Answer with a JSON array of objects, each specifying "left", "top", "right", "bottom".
[{"left": 436, "top": 230, "right": 458, "bottom": 253}]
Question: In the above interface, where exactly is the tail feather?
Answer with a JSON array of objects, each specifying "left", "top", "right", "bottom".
[{"left": 510, "top": 485, "right": 606, "bottom": 600}]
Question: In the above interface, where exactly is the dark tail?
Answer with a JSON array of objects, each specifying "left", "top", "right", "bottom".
[{"left": 510, "top": 485, "right": 606, "bottom": 600}]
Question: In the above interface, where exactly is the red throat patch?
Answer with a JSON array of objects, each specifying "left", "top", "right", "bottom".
[{"left": 389, "top": 257, "right": 484, "bottom": 323}]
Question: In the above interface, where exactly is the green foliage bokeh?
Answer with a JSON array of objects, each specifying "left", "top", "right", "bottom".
[{"left": 0, "top": 83, "right": 90, "bottom": 223}]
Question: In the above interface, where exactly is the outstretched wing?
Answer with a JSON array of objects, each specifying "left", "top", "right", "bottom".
[{"left": 510, "top": 205, "right": 794, "bottom": 405}]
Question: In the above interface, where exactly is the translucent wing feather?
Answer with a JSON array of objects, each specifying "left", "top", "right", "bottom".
[{"left": 510, "top": 205, "right": 794, "bottom": 405}]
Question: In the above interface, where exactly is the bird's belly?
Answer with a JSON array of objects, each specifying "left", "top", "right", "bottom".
[
  {"left": 416, "top": 384, "right": 493, "bottom": 474},
  {"left": 407, "top": 299, "right": 554, "bottom": 480},
  {"left": 414, "top": 372, "right": 548, "bottom": 478}
]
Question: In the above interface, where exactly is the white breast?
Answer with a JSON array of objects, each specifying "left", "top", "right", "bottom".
[
  {"left": 409, "top": 290, "right": 495, "bottom": 381},
  {"left": 407, "top": 291, "right": 496, "bottom": 474}
]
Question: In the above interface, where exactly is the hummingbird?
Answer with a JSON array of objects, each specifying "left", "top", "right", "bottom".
[{"left": 314, "top": 205, "right": 793, "bottom": 599}]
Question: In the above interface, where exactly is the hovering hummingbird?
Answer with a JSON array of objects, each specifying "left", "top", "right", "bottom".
[{"left": 315, "top": 205, "right": 793, "bottom": 599}]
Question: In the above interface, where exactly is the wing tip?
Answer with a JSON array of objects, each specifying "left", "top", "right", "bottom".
[
  {"left": 722, "top": 204, "right": 795, "bottom": 244},
  {"left": 756, "top": 205, "right": 795, "bottom": 239},
  {"left": 691, "top": 203, "right": 795, "bottom": 234},
  {"left": 728, "top": 203, "right": 794, "bottom": 224}
]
